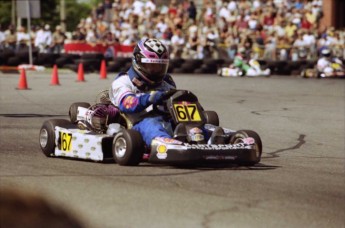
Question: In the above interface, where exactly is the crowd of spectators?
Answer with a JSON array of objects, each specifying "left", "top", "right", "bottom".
[{"left": 0, "top": 0, "right": 344, "bottom": 62}]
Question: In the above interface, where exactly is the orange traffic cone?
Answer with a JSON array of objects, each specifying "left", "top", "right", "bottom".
[
  {"left": 50, "top": 64, "right": 60, "bottom": 85},
  {"left": 16, "top": 68, "right": 29, "bottom": 90},
  {"left": 77, "top": 63, "right": 85, "bottom": 82},
  {"left": 100, "top": 59, "right": 107, "bottom": 79}
]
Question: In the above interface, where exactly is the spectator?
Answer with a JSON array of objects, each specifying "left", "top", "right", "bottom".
[
  {"left": 145, "top": 0, "right": 157, "bottom": 16},
  {"left": 50, "top": 25, "right": 66, "bottom": 54},
  {"left": 4, "top": 25, "right": 16, "bottom": 51},
  {"left": 203, "top": 30, "right": 218, "bottom": 58},
  {"left": 219, "top": 3, "right": 230, "bottom": 21},
  {"left": 303, "top": 30, "right": 317, "bottom": 59},
  {"left": 300, "top": 14, "right": 312, "bottom": 30},
  {"left": 132, "top": 0, "right": 145, "bottom": 17},
  {"left": 156, "top": 16, "right": 169, "bottom": 39},
  {"left": 235, "top": 13, "right": 249, "bottom": 31},
  {"left": 85, "top": 27, "right": 99, "bottom": 45},
  {"left": 292, "top": 32, "right": 308, "bottom": 60},
  {"left": 262, "top": 10, "right": 275, "bottom": 31},
  {"left": 187, "top": 1, "right": 197, "bottom": 23},
  {"left": 294, "top": 0, "right": 304, "bottom": 10},
  {"left": 185, "top": 32, "right": 200, "bottom": 59},
  {"left": 72, "top": 27, "right": 86, "bottom": 42},
  {"left": 17, "top": 0, "right": 340, "bottom": 64},
  {"left": 263, "top": 32, "right": 277, "bottom": 60},
  {"left": 16, "top": 26, "right": 30, "bottom": 52},
  {"left": 170, "top": 29, "right": 185, "bottom": 58},
  {"left": 248, "top": 12, "right": 259, "bottom": 30},
  {"left": 95, "top": 2, "right": 105, "bottom": 18},
  {"left": 0, "top": 25, "right": 5, "bottom": 50},
  {"left": 276, "top": 35, "right": 292, "bottom": 60},
  {"left": 103, "top": 0, "right": 113, "bottom": 23},
  {"left": 227, "top": 0, "right": 237, "bottom": 12},
  {"left": 285, "top": 21, "right": 297, "bottom": 38}
]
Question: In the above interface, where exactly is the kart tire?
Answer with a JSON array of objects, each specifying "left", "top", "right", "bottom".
[
  {"left": 39, "top": 119, "right": 72, "bottom": 157},
  {"left": 69, "top": 102, "right": 91, "bottom": 123},
  {"left": 203, "top": 111, "right": 219, "bottom": 126},
  {"left": 112, "top": 129, "right": 145, "bottom": 166},
  {"left": 230, "top": 130, "right": 262, "bottom": 165}
]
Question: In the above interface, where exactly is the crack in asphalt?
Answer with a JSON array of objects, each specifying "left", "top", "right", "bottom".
[
  {"left": 202, "top": 200, "right": 261, "bottom": 228},
  {"left": 265, "top": 134, "right": 306, "bottom": 159}
]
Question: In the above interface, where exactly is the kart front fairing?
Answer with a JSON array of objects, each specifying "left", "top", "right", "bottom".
[{"left": 147, "top": 127, "right": 258, "bottom": 164}]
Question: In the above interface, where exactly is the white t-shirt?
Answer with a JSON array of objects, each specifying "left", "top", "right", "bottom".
[{"left": 171, "top": 35, "right": 185, "bottom": 46}]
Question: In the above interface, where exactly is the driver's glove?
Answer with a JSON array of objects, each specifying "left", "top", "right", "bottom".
[{"left": 148, "top": 91, "right": 169, "bottom": 105}]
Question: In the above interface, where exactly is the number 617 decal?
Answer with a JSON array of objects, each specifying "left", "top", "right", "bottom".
[
  {"left": 59, "top": 132, "right": 72, "bottom": 152},
  {"left": 173, "top": 103, "right": 202, "bottom": 122}
]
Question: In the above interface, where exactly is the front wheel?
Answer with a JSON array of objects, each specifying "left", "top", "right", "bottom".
[
  {"left": 230, "top": 130, "right": 262, "bottom": 165},
  {"left": 112, "top": 129, "right": 145, "bottom": 166},
  {"left": 39, "top": 119, "right": 72, "bottom": 157},
  {"left": 203, "top": 111, "right": 219, "bottom": 126}
]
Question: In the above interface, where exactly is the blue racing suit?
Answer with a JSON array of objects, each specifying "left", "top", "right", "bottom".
[{"left": 109, "top": 66, "right": 176, "bottom": 146}]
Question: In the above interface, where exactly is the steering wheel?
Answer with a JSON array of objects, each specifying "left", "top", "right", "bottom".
[{"left": 152, "top": 89, "right": 176, "bottom": 115}]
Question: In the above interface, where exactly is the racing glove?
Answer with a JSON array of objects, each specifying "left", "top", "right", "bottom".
[
  {"left": 148, "top": 91, "right": 170, "bottom": 105},
  {"left": 119, "top": 90, "right": 174, "bottom": 113}
]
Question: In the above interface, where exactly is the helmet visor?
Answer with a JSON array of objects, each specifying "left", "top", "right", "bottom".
[{"left": 140, "top": 58, "right": 169, "bottom": 83}]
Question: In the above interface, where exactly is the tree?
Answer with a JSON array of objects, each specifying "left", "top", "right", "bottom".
[{"left": 0, "top": 0, "right": 93, "bottom": 32}]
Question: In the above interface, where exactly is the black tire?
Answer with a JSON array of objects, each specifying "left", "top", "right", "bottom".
[
  {"left": 7, "top": 56, "right": 21, "bottom": 66},
  {"left": 203, "top": 111, "right": 219, "bottom": 126},
  {"left": 112, "top": 129, "right": 145, "bottom": 166},
  {"left": 80, "top": 53, "right": 104, "bottom": 60},
  {"left": 69, "top": 102, "right": 91, "bottom": 123},
  {"left": 55, "top": 57, "right": 74, "bottom": 68},
  {"left": 64, "top": 63, "right": 78, "bottom": 72},
  {"left": 39, "top": 119, "right": 72, "bottom": 157},
  {"left": 230, "top": 130, "right": 262, "bottom": 165}
]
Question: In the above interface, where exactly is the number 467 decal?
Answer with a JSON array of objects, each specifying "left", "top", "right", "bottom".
[
  {"left": 59, "top": 132, "right": 72, "bottom": 152},
  {"left": 173, "top": 104, "right": 202, "bottom": 122}
]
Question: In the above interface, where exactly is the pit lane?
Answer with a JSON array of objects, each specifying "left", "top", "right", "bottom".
[{"left": 0, "top": 71, "right": 344, "bottom": 228}]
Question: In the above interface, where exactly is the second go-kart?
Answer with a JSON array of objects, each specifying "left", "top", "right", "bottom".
[{"left": 39, "top": 90, "right": 263, "bottom": 166}]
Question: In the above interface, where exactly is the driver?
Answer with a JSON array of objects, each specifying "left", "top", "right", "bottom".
[
  {"left": 108, "top": 38, "right": 176, "bottom": 146},
  {"left": 233, "top": 47, "right": 251, "bottom": 75},
  {"left": 316, "top": 48, "right": 343, "bottom": 77}
]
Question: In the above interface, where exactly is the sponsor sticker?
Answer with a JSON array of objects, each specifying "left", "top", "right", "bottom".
[
  {"left": 242, "top": 137, "right": 255, "bottom": 145},
  {"left": 203, "top": 155, "right": 237, "bottom": 160},
  {"left": 184, "top": 143, "right": 251, "bottom": 150},
  {"left": 141, "top": 58, "right": 169, "bottom": 64},
  {"left": 189, "top": 127, "right": 203, "bottom": 134},
  {"left": 154, "top": 137, "right": 182, "bottom": 144},
  {"left": 59, "top": 131, "right": 72, "bottom": 152},
  {"left": 190, "top": 133, "right": 204, "bottom": 142},
  {"left": 156, "top": 144, "right": 168, "bottom": 159},
  {"left": 123, "top": 96, "right": 139, "bottom": 109}
]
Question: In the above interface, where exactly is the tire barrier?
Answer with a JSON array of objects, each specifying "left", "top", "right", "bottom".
[{"left": 0, "top": 48, "right": 338, "bottom": 76}]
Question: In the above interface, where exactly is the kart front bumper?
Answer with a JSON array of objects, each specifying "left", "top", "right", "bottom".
[{"left": 148, "top": 142, "right": 258, "bottom": 164}]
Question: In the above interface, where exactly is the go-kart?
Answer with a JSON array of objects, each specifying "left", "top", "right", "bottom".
[
  {"left": 39, "top": 90, "right": 262, "bottom": 166},
  {"left": 301, "top": 60, "right": 345, "bottom": 78},
  {"left": 218, "top": 59, "right": 270, "bottom": 77}
]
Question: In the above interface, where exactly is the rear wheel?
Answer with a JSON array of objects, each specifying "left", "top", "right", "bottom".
[
  {"left": 39, "top": 119, "right": 72, "bottom": 157},
  {"left": 112, "top": 129, "right": 145, "bottom": 166},
  {"left": 230, "top": 130, "right": 262, "bottom": 165},
  {"left": 69, "top": 102, "right": 91, "bottom": 123}
]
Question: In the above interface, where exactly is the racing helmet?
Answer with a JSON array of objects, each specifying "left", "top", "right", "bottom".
[
  {"left": 321, "top": 48, "right": 331, "bottom": 58},
  {"left": 132, "top": 38, "right": 170, "bottom": 85}
]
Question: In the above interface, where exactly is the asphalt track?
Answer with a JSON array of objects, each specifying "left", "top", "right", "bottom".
[{"left": 0, "top": 70, "right": 344, "bottom": 228}]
